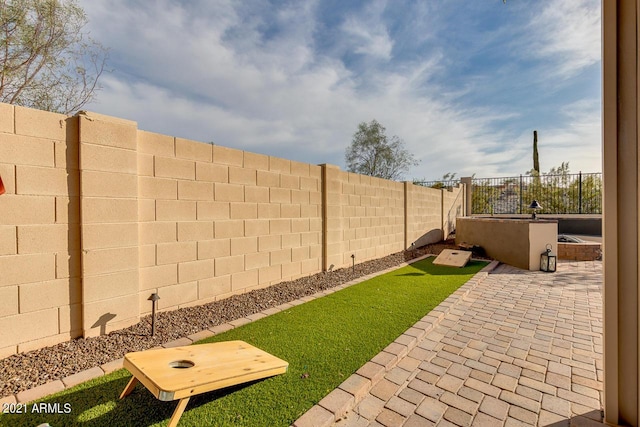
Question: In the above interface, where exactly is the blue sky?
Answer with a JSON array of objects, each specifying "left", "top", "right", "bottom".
[{"left": 77, "top": 0, "right": 601, "bottom": 180}]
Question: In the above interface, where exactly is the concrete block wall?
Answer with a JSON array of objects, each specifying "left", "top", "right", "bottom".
[
  {"left": 79, "top": 112, "right": 140, "bottom": 337},
  {"left": 137, "top": 133, "right": 323, "bottom": 315},
  {"left": 324, "top": 166, "right": 405, "bottom": 269},
  {"left": 0, "top": 105, "right": 82, "bottom": 357},
  {"left": 405, "top": 183, "right": 443, "bottom": 248},
  {"left": 0, "top": 103, "right": 466, "bottom": 355}
]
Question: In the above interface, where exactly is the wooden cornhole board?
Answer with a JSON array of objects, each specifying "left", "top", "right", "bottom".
[
  {"left": 119, "top": 340, "right": 288, "bottom": 427},
  {"left": 433, "top": 249, "right": 472, "bottom": 267}
]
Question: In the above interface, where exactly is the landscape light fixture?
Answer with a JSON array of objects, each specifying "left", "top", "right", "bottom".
[
  {"left": 351, "top": 254, "right": 355, "bottom": 273},
  {"left": 540, "top": 244, "right": 557, "bottom": 273},
  {"left": 529, "top": 200, "right": 542, "bottom": 220},
  {"left": 148, "top": 293, "right": 160, "bottom": 336}
]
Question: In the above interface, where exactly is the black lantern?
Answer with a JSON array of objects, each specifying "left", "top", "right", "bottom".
[
  {"left": 540, "top": 244, "right": 556, "bottom": 272},
  {"left": 529, "top": 200, "right": 542, "bottom": 220}
]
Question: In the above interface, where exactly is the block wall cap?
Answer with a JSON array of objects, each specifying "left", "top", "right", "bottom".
[
  {"left": 318, "top": 164, "right": 341, "bottom": 170},
  {"left": 76, "top": 111, "right": 137, "bottom": 127}
]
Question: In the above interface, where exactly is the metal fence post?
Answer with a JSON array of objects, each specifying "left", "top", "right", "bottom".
[
  {"left": 519, "top": 175, "right": 523, "bottom": 214},
  {"left": 578, "top": 171, "right": 583, "bottom": 214}
]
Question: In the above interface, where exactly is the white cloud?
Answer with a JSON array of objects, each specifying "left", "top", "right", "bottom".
[
  {"left": 79, "top": 0, "right": 601, "bottom": 180},
  {"left": 340, "top": 1, "right": 394, "bottom": 60},
  {"left": 527, "top": 0, "right": 601, "bottom": 79},
  {"left": 537, "top": 101, "right": 602, "bottom": 173}
]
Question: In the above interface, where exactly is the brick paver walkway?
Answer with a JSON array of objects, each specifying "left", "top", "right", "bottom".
[{"left": 297, "top": 260, "right": 605, "bottom": 427}]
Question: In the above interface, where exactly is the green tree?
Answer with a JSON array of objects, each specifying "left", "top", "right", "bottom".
[
  {"left": 472, "top": 178, "right": 502, "bottom": 214},
  {"left": 345, "top": 119, "right": 418, "bottom": 180},
  {"left": 541, "top": 162, "right": 572, "bottom": 213},
  {"left": 0, "top": 0, "right": 107, "bottom": 114},
  {"left": 521, "top": 162, "right": 582, "bottom": 213},
  {"left": 572, "top": 174, "right": 602, "bottom": 214}
]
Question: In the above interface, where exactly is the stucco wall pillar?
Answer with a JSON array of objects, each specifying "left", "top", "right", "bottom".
[
  {"left": 602, "top": 1, "right": 640, "bottom": 424},
  {"left": 460, "top": 177, "right": 472, "bottom": 216}
]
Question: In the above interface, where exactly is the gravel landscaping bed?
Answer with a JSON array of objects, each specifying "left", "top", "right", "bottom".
[{"left": 0, "top": 241, "right": 463, "bottom": 399}]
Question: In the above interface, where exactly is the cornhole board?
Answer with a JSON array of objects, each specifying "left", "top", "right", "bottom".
[
  {"left": 119, "top": 340, "right": 288, "bottom": 427},
  {"left": 433, "top": 249, "right": 472, "bottom": 267}
]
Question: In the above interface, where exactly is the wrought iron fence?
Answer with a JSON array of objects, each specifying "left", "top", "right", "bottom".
[
  {"left": 415, "top": 179, "right": 461, "bottom": 190},
  {"left": 471, "top": 172, "right": 602, "bottom": 215}
]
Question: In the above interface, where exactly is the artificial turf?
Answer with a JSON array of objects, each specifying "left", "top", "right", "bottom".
[{"left": 0, "top": 257, "right": 487, "bottom": 427}]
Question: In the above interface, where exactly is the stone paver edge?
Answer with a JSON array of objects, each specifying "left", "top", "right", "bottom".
[
  {"left": 292, "top": 258, "right": 500, "bottom": 427},
  {"left": 2, "top": 253, "right": 467, "bottom": 406}
]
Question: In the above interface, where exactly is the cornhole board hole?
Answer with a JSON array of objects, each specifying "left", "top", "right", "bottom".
[
  {"left": 119, "top": 340, "right": 288, "bottom": 427},
  {"left": 433, "top": 249, "right": 472, "bottom": 267}
]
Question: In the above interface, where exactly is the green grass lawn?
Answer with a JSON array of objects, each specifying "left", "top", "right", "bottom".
[{"left": 0, "top": 257, "right": 486, "bottom": 427}]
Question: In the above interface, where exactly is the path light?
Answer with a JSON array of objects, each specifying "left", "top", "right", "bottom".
[
  {"left": 540, "top": 244, "right": 557, "bottom": 273},
  {"left": 148, "top": 293, "right": 160, "bottom": 336},
  {"left": 529, "top": 200, "right": 542, "bottom": 220},
  {"left": 351, "top": 254, "right": 355, "bottom": 273}
]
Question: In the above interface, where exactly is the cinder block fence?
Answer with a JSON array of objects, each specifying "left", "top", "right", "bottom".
[{"left": 0, "top": 103, "right": 465, "bottom": 357}]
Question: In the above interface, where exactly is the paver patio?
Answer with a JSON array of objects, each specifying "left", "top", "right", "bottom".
[{"left": 299, "top": 260, "right": 605, "bottom": 427}]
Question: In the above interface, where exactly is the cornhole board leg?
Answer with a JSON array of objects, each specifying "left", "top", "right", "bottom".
[
  {"left": 168, "top": 398, "right": 190, "bottom": 427},
  {"left": 119, "top": 376, "right": 139, "bottom": 399},
  {"left": 119, "top": 377, "right": 189, "bottom": 427}
]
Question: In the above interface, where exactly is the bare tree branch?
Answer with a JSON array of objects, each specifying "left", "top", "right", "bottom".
[{"left": 0, "top": 0, "right": 107, "bottom": 114}]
